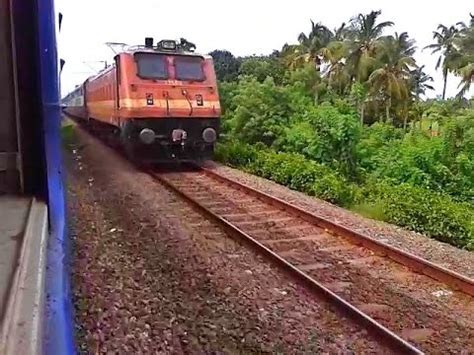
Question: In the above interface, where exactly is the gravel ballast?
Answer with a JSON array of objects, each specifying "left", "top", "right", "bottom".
[
  {"left": 160, "top": 170, "right": 474, "bottom": 353},
  {"left": 66, "top": 125, "right": 391, "bottom": 353}
]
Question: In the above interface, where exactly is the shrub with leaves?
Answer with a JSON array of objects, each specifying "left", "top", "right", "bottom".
[
  {"left": 213, "top": 38, "right": 474, "bottom": 249},
  {"left": 214, "top": 141, "right": 257, "bottom": 167},
  {"left": 217, "top": 142, "right": 358, "bottom": 206},
  {"left": 358, "top": 124, "right": 474, "bottom": 203},
  {"left": 222, "top": 77, "right": 294, "bottom": 146},
  {"left": 216, "top": 141, "right": 474, "bottom": 250},
  {"left": 364, "top": 181, "right": 474, "bottom": 249},
  {"left": 277, "top": 104, "right": 361, "bottom": 176}
]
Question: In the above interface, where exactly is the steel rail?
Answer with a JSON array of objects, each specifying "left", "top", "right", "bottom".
[
  {"left": 151, "top": 170, "right": 424, "bottom": 355},
  {"left": 198, "top": 165, "right": 474, "bottom": 297}
]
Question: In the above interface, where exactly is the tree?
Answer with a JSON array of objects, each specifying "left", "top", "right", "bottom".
[
  {"left": 424, "top": 24, "right": 461, "bottom": 99},
  {"left": 226, "top": 77, "right": 293, "bottom": 146},
  {"left": 368, "top": 35, "right": 415, "bottom": 123},
  {"left": 320, "top": 41, "right": 350, "bottom": 95},
  {"left": 456, "top": 63, "right": 474, "bottom": 97},
  {"left": 453, "top": 15, "right": 474, "bottom": 97},
  {"left": 409, "top": 65, "right": 434, "bottom": 99},
  {"left": 346, "top": 10, "right": 394, "bottom": 82},
  {"left": 280, "top": 43, "right": 307, "bottom": 70},
  {"left": 295, "top": 20, "right": 334, "bottom": 71},
  {"left": 209, "top": 50, "right": 241, "bottom": 82},
  {"left": 285, "top": 63, "right": 326, "bottom": 104},
  {"left": 333, "top": 22, "right": 349, "bottom": 41},
  {"left": 392, "top": 31, "right": 416, "bottom": 57},
  {"left": 350, "top": 82, "right": 368, "bottom": 124},
  {"left": 239, "top": 56, "right": 285, "bottom": 84}
]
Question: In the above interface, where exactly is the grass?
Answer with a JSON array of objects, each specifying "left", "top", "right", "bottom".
[
  {"left": 61, "top": 124, "right": 77, "bottom": 151},
  {"left": 350, "top": 202, "right": 386, "bottom": 221}
]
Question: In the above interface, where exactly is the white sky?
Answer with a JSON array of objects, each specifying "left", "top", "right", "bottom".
[{"left": 58, "top": 0, "right": 473, "bottom": 98}]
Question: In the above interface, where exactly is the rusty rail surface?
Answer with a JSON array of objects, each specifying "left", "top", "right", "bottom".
[
  {"left": 198, "top": 165, "right": 474, "bottom": 297},
  {"left": 151, "top": 170, "right": 424, "bottom": 355}
]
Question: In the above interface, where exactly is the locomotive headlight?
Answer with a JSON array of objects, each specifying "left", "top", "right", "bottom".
[
  {"left": 158, "top": 40, "right": 177, "bottom": 50},
  {"left": 172, "top": 129, "right": 187, "bottom": 142},
  {"left": 202, "top": 127, "right": 217, "bottom": 143},
  {"left": 139, "top": 128, "right": 155, "bottom": 144}
]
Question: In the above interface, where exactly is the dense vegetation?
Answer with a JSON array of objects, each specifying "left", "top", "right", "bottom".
[{"left": 210, "top": 11, "right": 474, "bottom": 249}]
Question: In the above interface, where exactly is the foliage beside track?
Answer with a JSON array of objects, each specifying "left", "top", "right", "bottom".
[
  {"left": 216, "top": 142, "right": 357, "bottom": 206},
  {"left": 219, "top": 77, "right": 474, "bottom": 203},
  {"left": 216, "top": 142, "right": 474, "bottom": 250},
  {"left": 61, "top": 123, "right": 77, "bottom": 150},
  {"left": 211, "top": 10, "right": 474, "bottom": 249}
]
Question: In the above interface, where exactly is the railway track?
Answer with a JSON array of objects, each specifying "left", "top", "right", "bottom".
[
  {"left": 68, "top": 119, "right": 473, "bottom": 352},
  {"left": 150, "top": 165, "right": 474, "bottom": 354},
  {"left": 199, "top": 166, "right": 474, "bottom": 297}
]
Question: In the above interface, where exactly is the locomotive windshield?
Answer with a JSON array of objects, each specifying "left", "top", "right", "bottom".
[
  {"left": 175, "top": 56, "right": 205, "bottom": 81},
  {"left": 135, "top": 53, "right": 168, "bottom": 79}
]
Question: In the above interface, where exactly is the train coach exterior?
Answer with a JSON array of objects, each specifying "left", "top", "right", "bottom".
[
  {"left": 63, "top": 84, "right": 86, "bottom": 118},
  {"left": 64, "top": 39, "right": 221, "bottom": 162},
  {"left": 1, "top": 1, "right": 74, "bottom": 354}
]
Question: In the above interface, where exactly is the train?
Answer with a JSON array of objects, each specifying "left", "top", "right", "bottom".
[{"left": 63, "top": 38, "right": 221, "bottom": 162}]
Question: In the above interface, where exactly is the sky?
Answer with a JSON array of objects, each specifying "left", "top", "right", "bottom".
[{"left": 57, "top": 0, "right": 473, "bottom": 98}]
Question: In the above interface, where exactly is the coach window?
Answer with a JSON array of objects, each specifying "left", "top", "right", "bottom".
[
  {"left": 174, "top": 56, "right": 205, "bottom": 81},
  {"left": 135, "top": 53, "right": 168, "bottom": 80}
]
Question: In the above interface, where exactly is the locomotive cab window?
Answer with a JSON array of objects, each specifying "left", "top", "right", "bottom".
[
  {"left": 135, "top": 53, "right": 168, "bottom": 80},
  {"left": 174, "top": 56, "right": 205, "bottom": 81}
]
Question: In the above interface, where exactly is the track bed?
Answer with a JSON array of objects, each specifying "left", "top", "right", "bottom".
[
  {"left": 152, "top": 167, "right": 474, "bottom": 354},
  {"left": 67, "top": 122, "right": 474, "bottom": 353}
]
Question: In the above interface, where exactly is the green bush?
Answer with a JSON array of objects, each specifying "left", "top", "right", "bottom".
[
  {"left": 364, "top": 181, "right": 474, "bottom": 249},
  {"left": 356, "top": 122, "right": 405, "bottom": 172},
  {"left": 277, "top": 104, "right": 361, "bottom": 177},
  {"left": 357, "top": 124, "right": 474, "bottom": 203},
  {"left": 216, "top": 142, "right": 474, "bottom": 250},
  {"left": 217, "top": 142, "right": 357, "bottom": 206},
  {"left": 215, "top": 142, "right": 257, "bottom": 168},
  {"left": 222, "top": 77, "right": 294, "bottom": 147}
]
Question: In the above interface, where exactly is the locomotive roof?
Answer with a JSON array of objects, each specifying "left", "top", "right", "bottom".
[
  {"left": 65, "top": 47, "right": 212, "bottom": 97},
  {"left": 86, "top": 48, "right": 211, "bottom": 80},
  {"left": 123, "top": 46, "right": 211, "bottom": 59}
]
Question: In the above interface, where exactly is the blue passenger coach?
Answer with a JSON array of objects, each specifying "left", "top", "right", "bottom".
[{"left": 0, "top": 1, "right": 74, "bottom": 354}]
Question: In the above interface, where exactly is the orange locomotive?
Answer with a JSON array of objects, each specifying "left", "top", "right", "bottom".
[{"left": 63, "top": 38, "right": 221, "bottom": 161}]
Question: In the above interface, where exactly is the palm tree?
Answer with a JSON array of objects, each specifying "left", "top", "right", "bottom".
[
  {"left": 390, "top": 31, "right": 419, "bottom": 95},
  {"left": 333, "top": 22, "right": 348, "bottom": 41},
  {"left": 393, "top": 32, "right": 416, "bottom": 57},
  {"left": 280, "top": 43, "right": 308, "bottom": 70},
  {"left": 346, "top": 10, "right": 394, "bottom": 82},
  {"left": 409, "top": 65, "right": 435, "bottom": 98},
  {"left": 406, "top": 66, "right": 434, "bottom": 129},
  {"left": 456, "top": 63, "right": 474, "bottom": 97},
  {"left": 453, "top": 15, "right": 474, "bottom": 97},
  {"left": 297, "top": 20, "right": 334, "bottom": 71},
  {"left": 281, "top": 21, "right": 334, "bottom": 71},
  {"left": 368, "top": 36, "right": 415, "bottom": 122},
  {"left": 424, "top": 24, "right": 461, "bottom": 100},
  {"left": 320, "top": 41, "right": 350, "bottom": 94}
]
